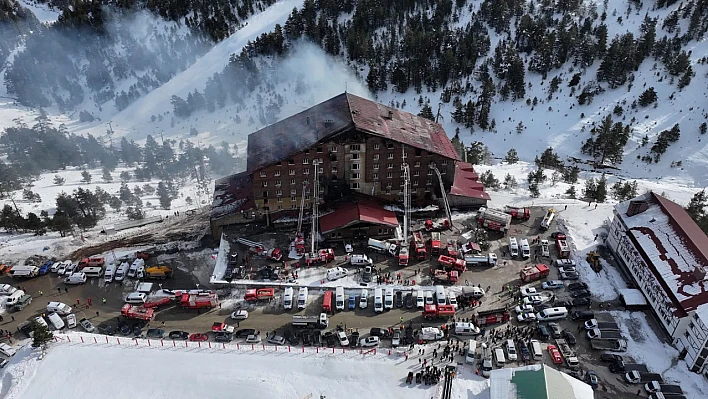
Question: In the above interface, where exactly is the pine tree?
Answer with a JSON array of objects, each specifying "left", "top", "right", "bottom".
[
  {"left": 31, "top": 321, "right": 54, "bottom": 348},
  {"left": 102, "top": 167, "right": 112, "bottom": 182},
  {"left": 418, "top": 103, "right": 435, "bottom": 121},
  {"left": 638, "top": 88, "right": 658, "bottom": 106},
  {"left": 504, "top": 149, "right": 519, "bottom": 164},
  {"left": 566, "top": 185, "right": 577, "bottom": 199},
  {"left": 596, "top": 174, "right": 608, "bottom": 202},
  {"left": 81, "top": 170, "right": 92, "bottom": 184},
  {"left": 53, "top": 175, "right": 65, "bottom": 185},
  {"left": 157, "top": 182, "right": 171, "bottom": 210},
  {"left": 583, "top": 178, "right": 597, "bottom": 200},
  {"left": 700, "top": 122, "right": 707, "bottom": 135},
  {"left": 685, "top": 189, "right": 708, "bottom": 220}
]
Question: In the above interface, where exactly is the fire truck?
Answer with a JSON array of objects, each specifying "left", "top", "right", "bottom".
[
  {"left": 476, "top": 207, "right": 512, "bottom": 233},
  {"left": 438, "top": 255, "right": 467, "bottom": 272},
  {"left": 236, "top": 238, "right": 282, "bottom": 261},
  {"left": 430, "top": 232, "right": 442, "bottom": 255},
  {"left": 143, "top": 297, "right": 172, "bottom": 309},
  {"left": 243, "top": 288, "right": 275, "bottom": 302},
  {"left": 519, "top": 264, "right": 550, "bottom": 282},
  {"left": 398, "top": 246, "right": 409, "bottom": 266},
  {"left": 424, "top": 219, "right": 451, "bottom": 232},
  {"left": 422, "top": 304, "right": 456, "bottom": 320},
  {"left": 304, "top": 248, "right": 335, "bottom": 266},
  {"left": 555, "top": 234, "right": 571, "bottom": 258},
  {"left": 180, "top": 292, "right": 219, "bottom": 309},
  {"left": 121, "top": 304, "right": 155, "bottom": 321},
  {"left": 412, "top": 231, "right": 427, "bottom": 261},
  {"left": 446, "top": 239, "right": 459, "bottom": 257},
  {"left": 430, "top": 269, "right": 459, "bottom": 284},
  {"left": 475, "top": 307, "right": 510, "bottom": 326},
  {"left": 503, "top": 206, "right": 531, "bottom": 220}
]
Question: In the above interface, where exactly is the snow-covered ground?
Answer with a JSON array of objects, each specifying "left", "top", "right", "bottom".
[
  {"left": 0, "top": 334, "right": 490, "bottom": 399},
  {"left": 18, "top": 0, "right": 60, "bottom": 24}
]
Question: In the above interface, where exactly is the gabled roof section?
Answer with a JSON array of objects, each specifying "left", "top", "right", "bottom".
[
  {"left": 246, "top": 93, "right": 460, "bottom": 172},
  {"left": 449, "top": 162, "right": 490, "bottom": 200},
  {"left": 319, "top": 194, "right": 399, "bottom": 234},
  {"left": 345, "top": 93, "right": 461, "bottom": 161},
  {"left": 247, "top": 93, "right": 353, "bottom": 172}
]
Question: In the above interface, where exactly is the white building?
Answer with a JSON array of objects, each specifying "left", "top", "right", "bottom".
[
  {"left": 607, "top": 192, "right": 708, "bottom": 376},
  {"left": 489, "top": 364, "right": 594, "bottom": 399}
]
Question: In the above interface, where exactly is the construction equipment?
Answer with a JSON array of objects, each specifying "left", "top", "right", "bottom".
[
  {"left": 144, "top": 266, "right": 173, "bottom": 280},
  {"left": 430, "top": 164, "right": 453, "bottom": 230},
  {"left": 503, "top": 206, "right": 530, "bottom": 220},
  {"left": 412, "top": 231, "right": 426, "bottom": 260},
  {"left": 476, "top": 207, "right": 512, "bottom": 233},
  {"left": 540, "top": 208, "right": 556, "bottom": 230},
  {"left": 587, "top": 251, "right": 602, "bottom": 272}
]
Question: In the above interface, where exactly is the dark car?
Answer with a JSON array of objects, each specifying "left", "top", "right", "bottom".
[
  {"left": 567, "top": 282, "right": 589, "bottom": 291},
  {"left": 534, "top": 304, "right": 551, "bottom": 313},
  {"left": 223, "top": 266, "right": 234, "bottom": 281},
  {"left": 560, "top": 271, "right": 580, "bottom": 280},
  {"left": 214, "top": 332, "right": 233, "bottom": 342},
  {"left": 98, "top": 325, "right": 115, "bottom": 336},
  {"left": 555, "top": 300, "right": 573, "bottom": 309},
  {"left": 405, "top": 293, "right": 414, "bottom": 309},
  {"left": 323, "top": 332, "right": 337, "bottom": 347},
  {"left": 562, "top": 329, "right": 577, "bottom": 345},
  {"left": 550, "top": 232, "right": 564, "bottom": 239},
  {"left": 169, "top": 331, "right": 189, "bottom": 340},
  {"left": 302, "top": 331, "right": 313, "bottom": 346},
  {"left": 573, "top": 290, "right": 592, "bottom": 298},
  {"left": 362, "top": 266, "right": 372, "bottom": 283},
  {"left": 518, "top": 340, "right": 530, "bottom": 361},
  {"left": 350, "top": 332, "right": 360, "bottom": 348},
  {"left": 537, "top": 324, "right": 550, "bottom": 340},
  {"left": 119, "top": 322, "right": 131, "bottom": 335},
  {"left": 608, "top": 360, "right": 626, "bottom": 373},
  {"left": 369, "top": 327, "right": 390, "bottom": 338},
  {"left": 235, "top": 328, "right": 256, "bottom": 338},
  {"left": 313, "top": 330, "right": 322, "bottom": 346},
  {"left": 600, "top": 354, "right": 623, "bottom": 363},
  {"left": 572, "top": 298, "right": 592, "bottom": 307},
  {"left": 146, "top": 328, "right": 165, "bottom": 338},
  {"left": 284, "top": 330, "right": 299, "bottom": 345},
  {"left": 132, "top": 324, "right": 142, "bottom": 337},
  {"left": 586, "top": 370, "right": 599, "bottom": 389},
  {"left": 548, "top": 323, "right": 562, "bottom": 339},
  {"left": 395, "top": 291, "right": 403, "bottom": 308},
  {"left": 571, "top": 310, "right": 595, "bottom": 321}
]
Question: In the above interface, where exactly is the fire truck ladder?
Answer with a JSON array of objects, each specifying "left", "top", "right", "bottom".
[
  {"left": 310, "top": 160, "right": 320, "bottom": 254},
  {"left": 296, "top": 182, "right": 307, "bottom": 237},
  {"left": 430, "top": 164, "right": 454, "bottom": 230},
  {"left": 402, "top": 149, "right": 411, "bottom": 249}
]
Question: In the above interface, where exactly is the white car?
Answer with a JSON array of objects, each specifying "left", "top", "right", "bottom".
[
  {"left": 542, "top": 280, "right": 564, "bottom": 290},
  {"left": 230, "top": 310, "right": 249, "bottom": 320},
  {"left": 520, "top": 287, "right": 538, "bottom": 297},
  {"left": 57, "top": 263, "right": 68, "bottom": 275},
  {"left": 65, "top": 263, "right": 77, "bottom": 275},
  {"left": 360, "top": 336, "right": 380, "bottom": 348},
  {"left": 559, "top": 266, "right": 577, "bottom": 274},
  {"left": 448, "top": 295, "right": 458, "bottom": 310},
  {"left": 517, "top": 312, "right": 537, "bottom": 323},
  {"left": 245, "top": 334, "right": 261, "bottom": 343},
  {"left": 66, "top": 314, "right": 77, "bottom": 328},
  {"left": 523, "top": 295, "right": 544, "bottom": 305},
  {"left": 416, "top": 294, "right": 425, "bottom": 308},
  {"left": 267, "top": 335, "right": 286, "bottom": 345},
  {"left": 505, "top": 340, "right": 518, "bottom": 361},
  {"left": 514, "top": 304, "right": 534, "bottom": 314},
  {"left": 79, "top": 318, "right": 95, "bottom": 333},
  {"left": 540, "top": 240, "right": 550, "bottom": 257},
  {"left": 337, "top": 331, "right": 349, "bottom": 346}
]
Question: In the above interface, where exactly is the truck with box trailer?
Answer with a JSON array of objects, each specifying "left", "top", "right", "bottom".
[
  {"left": 243, "top": 288, "right": 275, "bottom": 302},
  {"left": 367, "top": 238, "right": 397, "bottom": 256},
  {"left": 503, "top": 206, "right": 530, "bottom": 220},
  {"left": 422, "top": 304, "right": 456, "bottom": 320},
  {"left": 475, "top": 307, "right": 510, "bottom": 326},
  {"left": 476, "top": 207, "right": 512, "bottom": 233},
  {"left": 292, "top": 313, "right": 329, "bottom": 329}
]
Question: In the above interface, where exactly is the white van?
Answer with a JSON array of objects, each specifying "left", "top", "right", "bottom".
[
  {"left": 297, "top": 287, "right": 308, "bottom": 310},
  {"left": 47, "top": 301, "right": 73, "bottom": 315},
  {"left": 465, "top": 340, "right": 478, "bottom": 364},
  {"left": 4, "top": 290, "right": 25, "bottom": 306},
  {"left": 64, "top": 272, "right": 86, "bottom": 285},
  {"left": 0, "top": 343, "right": 16, "bottom": 357},
  {"left": 335, "top": 286, "right": 345, "bottom": 311},
  {"left": 50, "top": 260, "right": 66, "bottom": 273},
  {"left": 124, "top": 292, "right": 147, "bottom": 304},
  {"left": 350, "top": 254, "right": 373, "bottom": 267},
  {"left": 115, "top": 262, "right": 129, "bottom": 281},
  {"left": 128, "top": 258, "right": 144, "bottom": 278},
  {"left": 416, "top": 290, "right": 425, "bottom": 308},
  {"left": 374, "top": 288, "right": 384, "bottom": 313},
  {"left": 10, "top": 266, "right": 39, "bottom": 278},
  {"left": 520, "top": 238, "right": 531, "bottom": 258},
  {"left": 435, "top": 286, "right": 446, "bottom": 306},
  {"left": 83, "top": 266, "right": 103, "bottom": 278},
  {"left": 104, "top": 263, "right": 116, "bottom": 283},
  {"left": 359, "top": 289, "right": 368, "bottom": 309},
  {"left": 508, "top": 237, "right": 519, "bottom": 257},
  {"left": 425, "top": 290, "right": 434, "bottom": 305},
  {"left": 384, "top": 287, "right": 394, "bottom": 310},
  {"left": 327, "top": 267, "right": 349, "bottom": 281},
  {"left": 0, "top": 284, "right": 17, "bottom": 295},
  {"left": 46, "top": 312, "right": 65, "bottom": 330},
  {"left": 493, "top": 348, "right": 506, "bottom": 367},
  {"left": 529, "top": 339, "right": 543, "bottom": 360},
  {"left": 283, "top": 287, "right": 294, "bottom": 310},
  {"left": 536, "top": 307, "right": 569, "bottom": 321},
  {"left": 454, "top": 322, "right": 480, "bottom": 336}
]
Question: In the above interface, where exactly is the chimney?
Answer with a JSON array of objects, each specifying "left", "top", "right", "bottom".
[
  {"left": 626, "top": 200, "right": 649, "bottom": 217},
  {"left": 693, "top": 266, "right": 707, "bottom": 281},
  {"left": 306, "top": 116, "right": 310, "bottom": 126},
  {"left": 387, "top": 110, "right": 393, "bottom": 119}
]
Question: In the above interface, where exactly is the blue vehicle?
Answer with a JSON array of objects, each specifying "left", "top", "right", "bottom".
[
  {"left": 348, "top": 293, "right": 356, "bottom": 310},
  {"left": 38, "top": 261, "right": 54, "bottom": 275}
]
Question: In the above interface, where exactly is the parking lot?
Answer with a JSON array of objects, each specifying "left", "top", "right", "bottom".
[{"left": 1, "top": 207, "right": 656, "bottom": 398}]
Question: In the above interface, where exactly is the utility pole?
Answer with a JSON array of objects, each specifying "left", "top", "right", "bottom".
[
  {"left": 106, "top": 121, "right": 115, "bottom": 149},
  {"left": 435, "top": 103, "right": 444, "bottom": 123}
]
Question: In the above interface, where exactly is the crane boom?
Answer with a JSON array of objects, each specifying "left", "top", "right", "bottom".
[
  {"left": 311, "top": 160, "right": 320, "bottom": 254},
  {"left": 296, "top": 182, "right": 307, "bottom": 236},
  {"left": 430, "top": 164, "right": 453, "bottom": 229}
]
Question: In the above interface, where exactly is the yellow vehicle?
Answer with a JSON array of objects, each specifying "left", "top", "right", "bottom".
[{"left": 144, "top": 266, "right": 173, "bottom": 280}]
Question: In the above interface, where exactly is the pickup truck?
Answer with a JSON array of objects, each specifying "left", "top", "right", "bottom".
[
  {"left": 211, "top": 322, "right": 235, "bottom": 334},
  {"left": 625, "top": 371, "right": 663, "bottom": 384},
  {"left": 591, "top": 338, "right": 627, "bottom": 352}
]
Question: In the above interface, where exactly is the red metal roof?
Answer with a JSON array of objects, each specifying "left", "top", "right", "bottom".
[
  {"left": 319, "top": 195, "right": 399, "bottom": 234},
  {"left": 449, "top": 162, "right": 490, "bottom": 200},
  {"left": 652, "top": 192, "right": 708, "bottom": 266},
  {"left": 210, "top": 172, "right": 255, "bottom": 220}
]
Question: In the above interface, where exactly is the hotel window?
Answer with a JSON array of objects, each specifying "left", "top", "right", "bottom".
[
  {"left": 275, "top": 180, "right": 281, "bottom": 186},
  {"left": 373, "top": 144, "right": 380, "bottom": 150},
  {"left": 386, "top": 182, "right": 393, "bottom": 188},
  {"left": 277, "top": 205, "right": 282, "bottom": 210},
  {"left": 305, "top": 194, "right": 311, "bottom": 200},
  {"left": 291, "top": 196, "right": 297, "bottom": 202},
  {"left": 259, "top": 171, "right": 266, "bottom": 177},
  {"left": 385, "top": 188, "right": 391, "bottom": 195},
  {"left": 290, "top": 179, "right": 296, "bottom": 185},
  {"left": 387, "top": 172, "right": 393, "bottom": 178},
  {"left": 373, "top": 154, "right": 380, "bottom": 161},
  {"left": 374, "top": 164, "right": 379, "bottom": 170},
  {"left": 276, "top": 161, "right": 282, "bottom": 166},
  {"left": 387, "top": 163, "right": 394, "bottom": 169},
  {"left": 304, "top": 150, "right": 310, "bottom": 155},
  {"left": 351, "top": 173, "right": 360, "bottom": 180},
  {"left": 303, "top": 169, "right": 310, "bottom": 175},
  {"left": 351, "top": 183, "right": 360, "bottom": 189},
  {"left": 373, "top": 173, "right": 379, "bottom": 180},
  {"left": 276, "top": 190, "right": 282, "bottom": 196},
  {"left": 441, "top": 159, "right": 448, "bottom": 165},
  {"left": 290, "top": 189, "right": 297, "bottom": 195},
  {"left": 288, "top": 159, "right": 295, "bottom": 165},
  {"left": 414, "top": 170, "right": 420, "bottom": 176},
  {"left": 350, "top": 144, "right": 361, "bottom": 151},
  {"left": 441, "top": 167, "right": 447, "bottom": 175},
  {"left": 317, "top": 147, "right": 323, "bottom": 153},
  {"left": 414, "top": 161, "right": 421, "bottom": 167},
  {"left": 331, "top": 167, "right": 338, "bottom": 173},
  {"left": 428, "top": 169, "right": 433, "bottom": 175},
  {"left": 427, "top": 179, "right": 433, "bottom": 186},
  {"left": 415, "top": 148, "right": 422, "bottom": 157},
  {"left": 330, "top": 146, "right": 337, "bottom": 152},
  {"left": 352, "top": 153, "right": 361, "bottom": 160},
  {"left": 277, "top": 198, "right": 282, "bottom": 203},
  {"left": 262, "top": 191, "right": 268, "bottom": 198},
  {"left": 387, "top": 143, "right": 394, "bottom": 149},
  {"left": 261, "top": 181, "right": 268, "bottom": 187},
  {"left": 387, "top": 153, "right": 394, "bottom": 159},
  {"left": 303, "top": 158, "right": 310, "bottom": 164},
  {"left": 274, "top": 170, "right": 280, "bottom": 177},
  {"left": 289, "top": 169, "right": 296, "bottom": 176},
  {"left": 413, "top": 180, "right": 419, "bottom": 186},
  {"left": 352, "top": 163, "right": 361, "bottom": 170}
]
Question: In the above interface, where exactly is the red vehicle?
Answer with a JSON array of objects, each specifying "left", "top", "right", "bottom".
[
  {"left": 136, "top": 251, "right": 152, "bottom": 260},
  {"left": 422, "top": 304, "right": 456, "bottom": 320},
  {"left": 461, "top": 241, "right": 481, "bottom": 255},
  {"left": 547, "top": 344, "right": 563, "bottom": 364},
  {"left": 292, "top": 235, "right": 306, "bottom": 256},
  {"left": 398, "top": 246, "right": 409, "bottom": 266},
  {"left": 431, "top": 269, "right": 459, "bottom": 284},
  {"left": 475, "top": 307, "right": 510, "bottom": 326},
  {"left": 519, "top": 264, "right": 550, "bottom": 283},
  {"left": 244, "top": 288, "right": 275, "bottom": 302},
  {"left": 211, "top": 322, "right": 235, "bottom": 333},
  {"left": 430, "top": 232, "right": 442, "bottom": 255},
  {"left": 446, "top": 239, "right": 459, "bottom": 258},
  {"left": 412, "top": 231, "right": 427, "bottom": 260},
  {"left": 304, "top": 249, "right": 335, "bottom": 266},
  {"left": 266, "top": 248, "right": 283, "bottom": 261},
  {"left": 504, "top": 206, "right": 531, "bottom": 220},
  {"left": 120, "top": 304, "right": 155, "bottom": 321},
  {"left": 189, "top": 333, "right": 209, "bottom": 342},
  {"left": 438, "top": 255, "right": 466, "bottom": 272},
  {"left": 476, "top": 207, "right": 511, "bottom": 233},
  {"left": 143, "top": 297, "right": 172, "bottom": 309},
  {"left": 425, "top": 219, "right": 451, "bottom": 232},
  {"left": 180, "top": 292, "right": 219, "bottom": 309},
  {"left": 322, "top": 291, "right": 332, "bottom": 312},
  {"left": 555, "top": 234, "right": 570, "bottom": 258}
]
